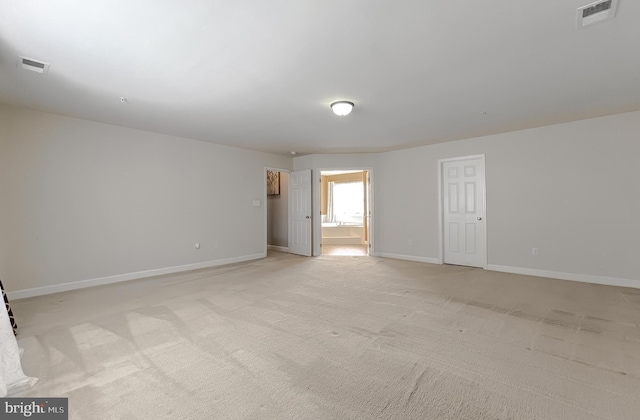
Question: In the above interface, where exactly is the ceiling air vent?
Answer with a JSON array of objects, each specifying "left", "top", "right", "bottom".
[
  {"left": 577, "top": 0, "right": 618, "bottom": 28},
  {"left": 20, "top": 56, "right": 50, "bottom": 74}
]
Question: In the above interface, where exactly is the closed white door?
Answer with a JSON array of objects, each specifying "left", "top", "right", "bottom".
[
  {"left": 288, "top": 169, "right": 312, "bottom": 256},
  {"left": 442, "top": 157, "right": 486, "bottom": 267}
]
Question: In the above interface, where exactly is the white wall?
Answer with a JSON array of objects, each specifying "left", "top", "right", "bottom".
[
  {"left": 267, "top": 172, "right": 288, "bottom": 248},
  {"left": 378, "top": 111, "right": 640, "bottom": 286},
  {"left": 293, "top": 153, "right": 380, "bottom": 172},
  {"left": 2, "top": 104, "right": 638, "bottom": 296},
  {"left": 0, "top": 105, "right": 292, "bottom": 296}
]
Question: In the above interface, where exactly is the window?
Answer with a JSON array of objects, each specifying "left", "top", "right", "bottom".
[{"left": 327, "top": 181, "right": 364, "bottom": 226}]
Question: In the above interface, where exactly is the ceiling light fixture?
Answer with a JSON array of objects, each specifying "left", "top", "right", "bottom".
[{"left": 330, "top": 101, "right": 354, "bottom": 116}]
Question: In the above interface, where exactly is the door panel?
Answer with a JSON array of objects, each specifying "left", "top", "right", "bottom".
[
  {"left": 288, "top": 169, "right": 312, "bottom": 256},
  {"left": 443, "top": 157, "right": 486, "bottom": 267}
]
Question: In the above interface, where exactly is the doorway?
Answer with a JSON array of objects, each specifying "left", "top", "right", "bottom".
[
  {"left": 265, "top": 168, "right": 290, "bottom": 254},
  {"left": 319, "top": 170, "right": 371, "bottom": 256},
  {"left": 439, "top": 155, "right": 487, "bottom": 268}
]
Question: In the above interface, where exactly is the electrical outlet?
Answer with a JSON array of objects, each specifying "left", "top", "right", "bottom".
[
  {"left": 214, "top": 242, "right": 219, "bottom": 249},
  {"left": 408, "top": 239, "right": 413, "bottom": 246},
  {"left": 532, "top": 248, "right": 539, "bottom": 256}
]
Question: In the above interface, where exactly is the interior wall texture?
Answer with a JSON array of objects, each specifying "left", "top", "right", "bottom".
[
  {"left": 378, "top": 110, "right": 640, "bottom": 284},
  {"left": 267, "top": 172, "right": 289, "bottom": 248},
  {"left": 2, "top": 104, "right": 639, "bottom": 295},
  {"left": 0, "top": 105, "right": 292, "bottom": 293}
]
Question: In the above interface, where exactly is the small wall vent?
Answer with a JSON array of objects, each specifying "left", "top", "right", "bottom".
[
  {"left": 20, "top": 56, "right": 50, "bottom": 74},
  {"left": 577, "top": 0, "right": 618, "bottom": 28}
]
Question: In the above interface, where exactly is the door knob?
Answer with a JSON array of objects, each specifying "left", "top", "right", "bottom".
[
  {"left": 306, "top": 216, "right": 310, "bottom": 219},
  {"left": 477, "top": 217, "right": 482, "bottom": 221}
]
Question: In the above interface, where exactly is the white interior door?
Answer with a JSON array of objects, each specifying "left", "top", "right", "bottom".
[
  {"left": 288, "top": 169, "right": 312, "bottom": 256},
  {"left": 442, "top": 157, "right": 486, "bottom": 267}
]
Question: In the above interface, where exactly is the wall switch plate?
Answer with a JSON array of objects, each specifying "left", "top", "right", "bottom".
[
  {"left": 532, "top": 248, "right": 539, "bottom": 256},
  {"left": 252, "top": 199, "right": 261, "bottom": 207}
]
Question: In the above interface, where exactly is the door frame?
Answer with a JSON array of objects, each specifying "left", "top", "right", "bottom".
[
  {"left": 314, "top": 167, "right": 375, "bottom": 257},
  {"left": 264, "top": 166, "right": 291, "bottom": 257},
  {"left": 437, "top": 155, "right": 487, "bottom": 268}
]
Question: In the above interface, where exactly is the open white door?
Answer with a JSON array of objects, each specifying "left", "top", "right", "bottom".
[
  {"left": 288, "top": 169, "right": 312, "bottom": 256},
  {"left": 442, "top": 156, "right": 486, "bottom": 268}
]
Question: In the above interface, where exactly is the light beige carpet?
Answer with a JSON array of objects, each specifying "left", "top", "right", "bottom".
[{"left": 10, "top": 251, "right": 640, "bottom": 419}]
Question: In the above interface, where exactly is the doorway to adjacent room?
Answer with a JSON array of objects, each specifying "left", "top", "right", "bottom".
[{"left": 320, "top": 170, "right": 371, "bottom": 256}]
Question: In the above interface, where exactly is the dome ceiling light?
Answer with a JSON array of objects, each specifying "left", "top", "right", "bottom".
[{"left": 330, "top": 101, "right": 354, "bottom": 116}]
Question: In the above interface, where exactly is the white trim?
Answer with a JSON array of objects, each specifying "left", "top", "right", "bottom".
[
  {"left": 486, "top": 264, "right": 640, "bottom": 290},
  {"left": 267, "top": 245, "right": 289, "bottom": 252},
  {"left": 437, "top": 160, "right": 443, "bottom": 264},
  {"left": 7, "top": 253, "right": 266, "bottom": 300},
  {"left": 438, "top": 154, "right": 487, "bottom": 269},
  {"left": 368, "top": 169, "right": 375, "bottom": 257},
  {"left": 379, "top": 253, "right": 441, "bottom": 265},
  {"left": 313, "top": 169, "right": 322, "bottom": 256}
]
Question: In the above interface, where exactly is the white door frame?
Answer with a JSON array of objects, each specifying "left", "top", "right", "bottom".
[
  {"left": 437, "top": 155, "right": 487, "bottom": 268},
  {"left": 264, "top": 166, "right": 290, "bottom": 257},
  {"left": 314, "top": 167, "right": 375, "bottom": 257}
]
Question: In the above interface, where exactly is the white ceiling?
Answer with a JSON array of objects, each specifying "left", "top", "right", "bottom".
[{"left": 1, "top": 1, "right": 639, "bottom": 156}]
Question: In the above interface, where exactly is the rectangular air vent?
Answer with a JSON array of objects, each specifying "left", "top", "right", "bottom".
[
  {"left": 20, "top": 56, "right": 50, "bottom": 74},
  {"left": 577, "top": 0, "right": 618, "bottom": 28}
]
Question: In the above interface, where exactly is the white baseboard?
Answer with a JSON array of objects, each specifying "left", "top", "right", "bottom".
[
  {"left": 7, "top": 253, "right": 266, "bottom": 300},
  {"left": 379, "top": 253, "right": 441, "bottom": 265},
  {"left": 10, "top": 253, "right": 637, "bottom": 300},
  {"left": 486, "top": 264, "right": 640, "bottom": 290},
  {"left": 375, "top": 255, "right": 640, "bottom": 290},
  {"left": 267, "top": 245, "right": 289, "bottom": 253}
]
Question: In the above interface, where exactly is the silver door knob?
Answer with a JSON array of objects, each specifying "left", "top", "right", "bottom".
[{"left": 477, "top": 217, "right": 482, "bottom": 220}]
